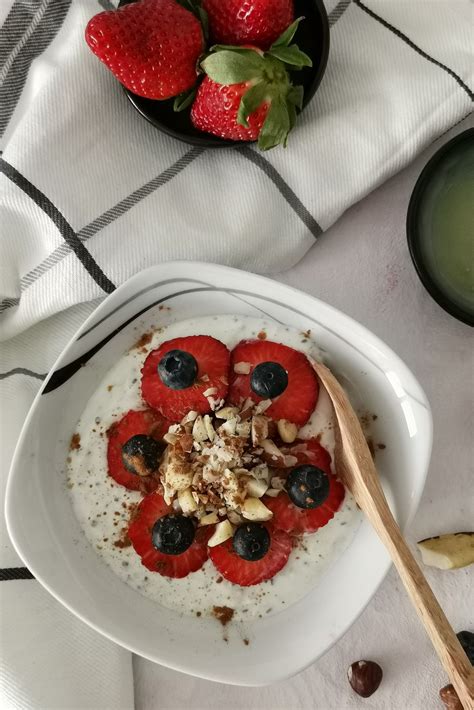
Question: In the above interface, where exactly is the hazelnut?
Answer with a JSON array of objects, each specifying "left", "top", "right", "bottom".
[
  {"left": 347, "top": 660, "right": 383, "bottom": 698},
  {"left": 439, "top": 684, "right": 463, "bottom": 710}
]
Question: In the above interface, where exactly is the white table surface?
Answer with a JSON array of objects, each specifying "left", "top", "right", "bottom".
[{"left": 133, "top": 115, "right": 474, "bottom": 709}]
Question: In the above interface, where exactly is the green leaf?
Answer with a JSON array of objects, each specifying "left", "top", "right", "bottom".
[
  {"left": 258, "top": 97, "right": 291, "bottom": 150},
  {"left": 270, "top": 18, "right": 303, "bottom": 48},
  {"left": 201, "top": 50, "right": 265, "bottom": 85},
  {"left": 268, "top": 45, "right": 312, "bottom": 68},
  {"left": 237, "top": 81, "right": 268, "bottom": 127},
  {"left": 173, "top": 87, "right": 197, "bottom": 112},
  {"left": 287, "top": 84, "right": 304, "bottom": 110}
]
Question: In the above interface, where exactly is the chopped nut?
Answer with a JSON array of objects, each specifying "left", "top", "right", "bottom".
[
  {"left": 181, "top": 410, "right": 198, "bottom": 424},
  {"left": 283, "top": 454, "right": 298, "bottom": 467},
  {"left": 254, "top": 399, "right": 272, "bottom": 414},
  {"left": 439, "top": 684, "right": 463, "bottom": 709},
  {"left": 234, "top": 361, "right": 251, "bottom": 375},
  {"left": 251, "top": 415, "right": 269, "bottom": 446},
  {"left": 208, "top": 519, "right": 234, "bottom": 546},
  {"left": 246, "top": 477, "right": 268, "bottom": 498},
  {"left": 265, "top": 488, "right": 281, "bottom": 497},
  {"left": 261, "top": 439, "right": 286, "bottom": 466},
  {"left": 270, "top": 476, "right": 286, "bottom": 490},
  {"left": 242, "top": 497, "right": 273, "bottom": 522},
  {"left": 249, "top": 463, "right": 269, "bottom": 481},
  {"left": 347, "top": 660, "right": 383, "bottom": 698},
  {"left": 203, "top": 387, "right": 218, "bottom": 397},
  {"left": 215, "top": 406, "right": 240, "bottom": 420},
  {"left": 163, "top": 432, "right": 178, "bottom": 445},
  {"left": 203, "top": 415, "right": 216, "bottom": 441},
  {"left": 236, "top": 421, "right": 251, "bottom": 437},
  {"left": 277, "top": 419, "right": 298, "bottom": 443},
  {"left": 192, "top": 416, "right": 208, "bottom": 442},
  {"left": 227, "top": 510, "right": 244, "bottom": 525},
  {"left": 200, "top": 512, "right": 219, "bottom": 526},
  {"left": 218, "top": 418, "right": 238, "bottom": 436},
  {"left": 417, "top": 532, "right": 474, "bottom": 570},
  {"left": 178, "top": 488, "right": 198, "bottom": 514}
]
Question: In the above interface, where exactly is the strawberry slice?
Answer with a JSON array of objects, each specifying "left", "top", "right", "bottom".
[
  {"left": 107, "top": 409, "right": 169, "bottom": 493},
  {"left": 265, "top": 438, "right": 345, "bottom": 534},
  {"left": 128, "top": 492, "right": 211, "bottom": 578},
  {"left": 141, "top": 335, "right": 230, "bottom": 422},
  {"left": 209, "top": 525, "right": 292, "bottom": 586},
  {"left": 228, "top": 339, "right": 318, "bottom": 426}
]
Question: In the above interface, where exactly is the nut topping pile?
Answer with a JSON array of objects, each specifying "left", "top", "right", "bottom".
[{"left": 159, "top": 398, "right": 301, "bottom": 547}]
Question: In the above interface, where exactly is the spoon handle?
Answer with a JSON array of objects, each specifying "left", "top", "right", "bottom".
[{"left": 362, "top": 475, "right": 474, "bottom": 708}]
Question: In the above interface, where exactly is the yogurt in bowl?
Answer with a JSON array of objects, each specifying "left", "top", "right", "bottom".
[
  {"left": 66, "top": 315, "right": 362, "bottom": 623},
  {"left": 6, "top": 261, "right": 432, "bottom": 685}
]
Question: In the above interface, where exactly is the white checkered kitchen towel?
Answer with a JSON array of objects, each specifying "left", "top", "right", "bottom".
[{"left": 0, "top": 1, "right": 472, "bottom": 708}]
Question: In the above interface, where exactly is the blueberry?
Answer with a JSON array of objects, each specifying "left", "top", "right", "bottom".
[
  {"left": 158, "top": 349, "right": 198, "bottom": 390},
  {"left": 233, "top": 523, "right": 270, "bottom": 561},
  {"left": 285, "top": 465, "right": 330, "bottom": 509},
  {"left": 151, "top": 515, "right": 195, "bottom": 555},
  {"left": 457, "top": 630, "right": 474, "bottom": 665},
  {"left": 250, "top": 361, "right": 288, "bottom": 398},
  {"left": 121, "top": 435, "right": 164, "bottom": 476}
]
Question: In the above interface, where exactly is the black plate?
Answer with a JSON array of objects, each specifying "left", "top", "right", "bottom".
[
  {"left": 117, "top": 0, "right": 330, "bottom": 147},
  {"left": 406, "top": 128, "right": 474, "bottom": 326}
]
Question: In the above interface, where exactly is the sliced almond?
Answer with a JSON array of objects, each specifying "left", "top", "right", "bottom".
[
  {"left": 251, "top": 415, "right": 269, "bottom": 446},
  {"left": 208, "top": 519, "right": 234, "bottom": 546},
  {"left": 163, "top": 432, "right": 178, "bottom": 445},
  {"left": 203, "top": 387, "right": 218, "bottom": 397},
  {"left": 162, "top": 483, "right": 175, "bottom": 506},
  {"left": 277, "top": 419, "right": 298, "bottom": 443},
  {"left": 417, "top": 533, "right": 474, "bottom": 569},
  {"left": 246, "top": 477, "right": 268, "bottom": 498},
  {"left": 192, "top": 416, "right": 208, "bottom": 442},
  {"left": 203, "top": 414, "right": 216, "bottom": 441},
  {"left": 199, "top": 512, "right": 219, "bottom": 526},
  {"left": 283, "top": 454, "right": 298, "bottom": 467},
  {"left": 178, "top": 487, "right": 198, "bottom": 514},
  {"left": 234, "top": 361, "right": 251, "bottom": 375},
  {"left": 242, "top": 497, "right": 273, "bottom": 522},
  {"left": 215, "top": 406, "right": 240, "bottom": 420}
]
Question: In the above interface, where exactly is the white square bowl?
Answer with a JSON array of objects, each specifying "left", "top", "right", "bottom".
[{"left": 5, "top": 261, "right": 432, "bottom": 686}]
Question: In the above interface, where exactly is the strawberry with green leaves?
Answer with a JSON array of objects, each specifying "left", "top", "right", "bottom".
[{"left": 190, "top": 19, "right": 311, "bottom": 149}]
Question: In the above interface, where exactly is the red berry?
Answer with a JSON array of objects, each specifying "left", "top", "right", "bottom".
[
  {"left": 228, "top": 339, "right": 319, "bottom": 426},
  {"left": 128, "top": 492, "right": 212, "bottom": 578},
  {"left": 191, "top": 78, "right": 269, "bottom": 142},
  {"left": 202, "top": 0, "right": 294, "bottom": 50},
  {"left": 264, "top": 439, "right": 345, "bottom": 534},
  {"left": 85, "top": 0, "right": 204, "bottom": 100},
  {"left": 209, "top": 525, "right": 292, "bottom": 585},
  {"left": 107, "top": 409, "right": 169, "bottom": 492},
  {"left": 141, "top": 335, "right": 230, "bottom": 421}
]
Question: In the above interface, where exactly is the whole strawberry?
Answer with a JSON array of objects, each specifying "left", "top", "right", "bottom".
[
  {"left": 202, "top": 0, "right": 294, "bottom": 50},
  {"left": 191, "top": 20, "right": 311, "bottom": 149},
  {"left": 85, "top": 0, "right": 204, "bottom": 100}
]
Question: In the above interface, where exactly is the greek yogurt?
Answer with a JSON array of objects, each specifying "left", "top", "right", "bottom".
[{"left": 67, "top": 315, "right": 363, "bottom": 621}]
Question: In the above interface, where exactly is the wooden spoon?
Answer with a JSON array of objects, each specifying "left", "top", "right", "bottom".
[{"left": 312, "top": 360, "right": 474, "bottom": 708}]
